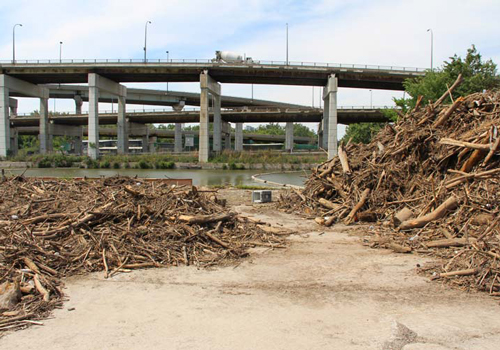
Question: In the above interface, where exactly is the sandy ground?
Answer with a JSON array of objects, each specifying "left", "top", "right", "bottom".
[{"left": 1, "top": 189, "right": 500, "bottom": 350}]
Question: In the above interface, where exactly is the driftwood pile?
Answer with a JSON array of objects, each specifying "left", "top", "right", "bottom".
[
  {"left": 281, "top": 79, "right": 500, "bottom": 296},
  {"left": 0, "top": 176, "right": 287, "bottom": 333}
]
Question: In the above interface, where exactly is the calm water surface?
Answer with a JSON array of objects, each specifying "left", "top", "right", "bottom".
[{"left": 3, "top": 168, "right": 307, "bottom": 187}]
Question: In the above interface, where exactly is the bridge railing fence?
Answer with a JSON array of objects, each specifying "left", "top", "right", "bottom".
[
  {"left": 14, "top": 105, "right": 396, "bottom": 117},
  {"left": 0, "top": 58, "right": 427, "bottom": 73}
]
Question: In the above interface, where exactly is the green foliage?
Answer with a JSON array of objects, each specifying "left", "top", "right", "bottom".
[
  {"left": 228, "top": 162, "right": 245, "bottom": 170},
  {"left": 100, "top": 160, "right": 111, "bottom": 169},
  {"left": 84, "top": 158, "right": 99, "bottom": 169},
  {"left": 342, "top": 123, "right": 384, "bottom": 144},
  {"left": 37, "top": 157, "right": 52, "bottom": 168},
  {"left": 112, "top": 162, "right": 121, "bottom": 169},
  {"left": 155, "top": 160, "right": 175, "bottom": 169},
  {"left": 401, "top": 45, "right": 499, "bottom": 109},
  {"left": 138, "top": 160, "right": 152, "bottom": 169}
]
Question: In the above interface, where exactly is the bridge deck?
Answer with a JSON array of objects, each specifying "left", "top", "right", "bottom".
[{"left": 1, "top": 61, "right": 425, "bottom": 89}]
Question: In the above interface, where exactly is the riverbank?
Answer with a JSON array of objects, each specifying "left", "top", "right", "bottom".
[{"left": 2, "top": 151, "right": 325, "bottom": 171}]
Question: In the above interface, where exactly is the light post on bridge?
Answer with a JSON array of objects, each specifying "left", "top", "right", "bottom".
[
  {"left": 370, "top": 89, "right": 373, "bottom": 108},
  {"left": 166, "top": 50, "right": 169, "bottom": 92},
  {"left": 286, "top": 23, "right": 289, "bottom": 65},
  {"left": 427, "top": 28, "right": 433, "bottom": 71},
  {"left": 59, "top": 41, "right": 63, "bottom": 63},
  {"left": 12, "top": 23, "right": 23, "bottom": 64},
  {"left": 143, "top": 20, "right": 152, "bottom": 62}
]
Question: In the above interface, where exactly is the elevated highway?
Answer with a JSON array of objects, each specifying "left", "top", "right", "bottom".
[
  {"left": 16, "top": 126, "right": 315, "bottom": 145},
  {"left": 1, "top": 59, "right": 424, "bottom": 89},
  {"left": 11, "top": 107, "right": 389, "bottom": 127},
  {"left": 0, "top": 59, "right": 422, "bottom": 159},
  {"left": 10, "top": 85, "right": 307, "bottom": 109}
]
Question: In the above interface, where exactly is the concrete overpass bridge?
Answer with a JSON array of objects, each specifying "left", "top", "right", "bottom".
[
  {"left": 9, "top": 106, "right": 390, "bottom": 154},
  {"left": 9, "top": 84, "right": 308, "bottom": 112},
  {"left": 0, "top": 59, "right": 424, "bottom": 159}
]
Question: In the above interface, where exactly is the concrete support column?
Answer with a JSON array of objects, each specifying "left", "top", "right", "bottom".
[
  {"left": 0, "top": 75, "right": 49, "bottom": 157},
  {"left": 317, "top": 122, "right": 323, "bottom": 149},
  {"left": 88, "top": 73, "right": 127, "bottom": 159},
  {"left": 323, "top": 74, "right": 338, "bottom": 158},
  {"left": 199, "top": 71, "right": 221, "bottom": 163},
  {"left": 74, "top": 95, "right": 83, "bottom": 114},
  {"left": 39, "top": 98, "right": 51, "bottom": 154},
  {"left": 10, "top": 128, "right": 18, "bottom": 156},
  {"left": 199, "top": 84, "right": 209, "bottom": 162},
  {"left": 141, "top": 135, "right": 149, "bottom": 153},
  {"left": 285, "top": 122, "right": 294, "bottom": 151},
  {"left": 9, "top": 98, "right": 18, "bottom": 118},
  {"left": 322, "top": 89, "right": 329, "bottom": 150},
  {"left": 213, "top": 94, "right": 222, "bottom": 152},
  {"left": 0, "top": 83, "right": 10, "bottom": 157},
  {"left": 222, "top": 121, "right": 231, "bottom": 150},
  {"left": 117, "top": 95, "right": 128, "bottom": 154},
  {"left": 88, "top": 76, "right": 100, "bottom": 160},
  {"left": 74, "top": 136, "right": 82, "bottom": 155},
  {"left": 148, "top": 136, "right": 157, "bottom": 153},
  {"left": 235, "top": 123, "right": 243, "bottom": 151},
  {"left": 174, "top": 123, "right": 183, "bottom": 152}
]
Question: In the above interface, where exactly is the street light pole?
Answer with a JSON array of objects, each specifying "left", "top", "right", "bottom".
[
  {"left": 286, "top": 23, "right": 289, "bottom": 65},
  {"left": 166, "top": 50, "right": 169, "bottom": 92},
  {"left": 144, "top": 20, "right": 152, "bottom": 62},
  {"left": 12, "top": 23, "right": 23, "bottom": 63},
  {"left": 427, "top": 28, "right": 433, "bottom": 71},
  {"left": 370, "top": 89, "right": 373, "bottom": 108},
  {"left": 59, "top": 41, "right": 63, "bottom": 63}
]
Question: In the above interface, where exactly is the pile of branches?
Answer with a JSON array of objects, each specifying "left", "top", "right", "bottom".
[
  {"left": 0, "top": 176, "right": 287, "bottom": 333},
  {"left": 281, "top": 75, "right": 500, "bottom": 296}
]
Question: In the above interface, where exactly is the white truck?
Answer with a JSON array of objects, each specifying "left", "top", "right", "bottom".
[{"left": 213, "top": 51, "right": 254, "bottom": 64}]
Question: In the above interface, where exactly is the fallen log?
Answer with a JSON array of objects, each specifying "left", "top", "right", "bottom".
[
  {"left": 344, "top": 189, "right": 370, "bottom": 225},
  {"left": 318, "top": 198, "right": 341, "bottom": 211},
  {"left": 338, "top": 145, "right": 351, "bottom": 174},
  {"left": 399, "top": 196, "right": 459, "bottom": 230},
  {"left": 393, "top": 207, "right": 414, "bottom": 227},
  {"left": 433, "top": 97, "right": 464, "bottom": 127},
  {"left": 178, "top": 212, "right": 236, "bottom": 225},
  {"left": 425, "top": 238, "right": 475, "bottom": 248},
  {"left": 439, "top": 137, "right": 491, "bottom": 151},
  {"left": 438, "top": 268, "right": 479, "bottom": 278}
]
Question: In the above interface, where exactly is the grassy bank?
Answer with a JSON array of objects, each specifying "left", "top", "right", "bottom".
[{"left": 6, "top": 151, "right": 326, "bottom": 169}]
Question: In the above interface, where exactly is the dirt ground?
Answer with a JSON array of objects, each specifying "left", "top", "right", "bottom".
[{"left": 1, "top": 189, "right": 499, "bottom": 350}]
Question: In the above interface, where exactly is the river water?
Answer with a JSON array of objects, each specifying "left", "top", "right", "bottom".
[{"left": 3, "top": 168, "right": 307, "bottom": 187}]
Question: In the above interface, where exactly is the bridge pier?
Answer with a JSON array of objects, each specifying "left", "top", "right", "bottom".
[
  {"left": 323, "top": 74, "right": 338, "bottom": 158},
  {"left": 213, "top": 95, "right": 222, "bottom": 152},
  {"left": 9, "top": 98, "right": 18, "bottom": 118},
  {"left": 235, "top": 123, "right": 243, "bottom": 151},
  {"left": 285, "top": 122, "right": 294, "bottom": 151},
  {"left": 174, "top": 123, "right": 183, "bottom": 152},
  {"left": 10, "top": 128, "right": 18, "bottom": 155},
  {"left": 88, "top": 73, "right": 127, "bottom": 159},
  {"left": 0, "top": 74, "right": 49, "bottom": 157},
  {"left": 200, "top": 71, "right": 221, "bottom": 163},
  {"left": 222, "top": 121, "right": 231, "bottom": 150},
  {"left": 74, "top": 95, "right": 83, "bottom": 114},
  {"left": 173, "top": 102, "right": 185, "bottom": 153}
]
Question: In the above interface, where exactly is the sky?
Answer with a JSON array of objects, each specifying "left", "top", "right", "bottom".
[{"left": 1, "top": 0, "right": 499, "bottom": 135}]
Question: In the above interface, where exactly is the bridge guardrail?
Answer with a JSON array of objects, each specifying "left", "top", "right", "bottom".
[
  {"left": 15, "top": 106, "right": 397, "bottom": 117},
  {"left": 0, "top": 58, "right": 427, "bottom": 73}
]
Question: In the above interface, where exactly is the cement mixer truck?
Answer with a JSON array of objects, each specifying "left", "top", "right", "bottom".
[{"left": 213, "top": 51, "right": 254, "bottom": 64}]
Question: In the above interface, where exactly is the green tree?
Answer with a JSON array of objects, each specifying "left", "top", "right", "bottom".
[{"left": 397, "top": 45, "right": 499, "bottom": 110}]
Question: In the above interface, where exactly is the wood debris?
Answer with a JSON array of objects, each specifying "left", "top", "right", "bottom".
[
  {"left": 0, "top": 176, "right": 288, "bottom": 334},
  {"left": 280, "top": 89, "right": 500, "bottom": 297}
]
